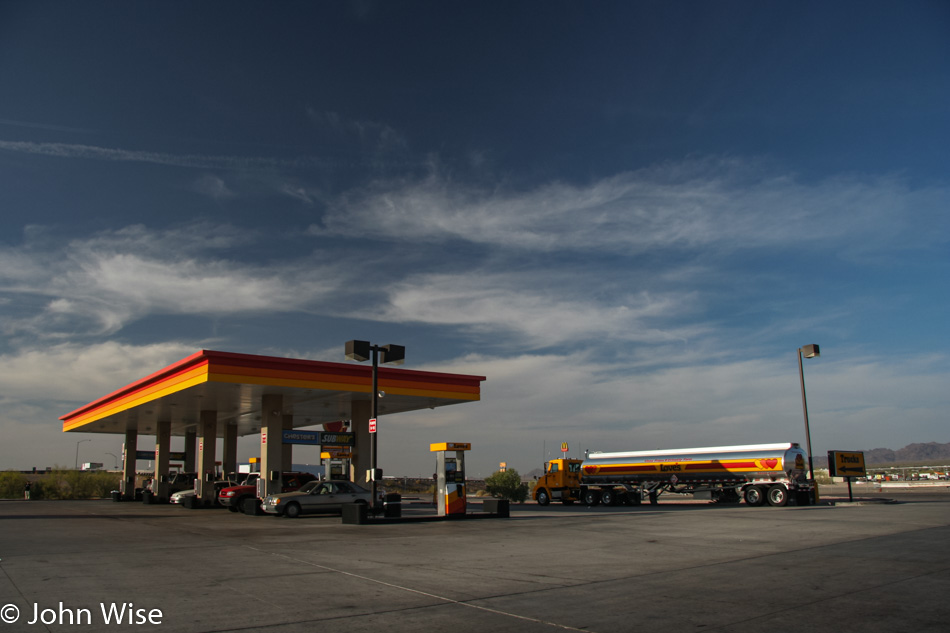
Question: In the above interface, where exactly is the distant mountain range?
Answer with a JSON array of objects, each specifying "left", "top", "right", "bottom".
[{"left": 813, "top": 441, "right": 950, "bottom": 468}]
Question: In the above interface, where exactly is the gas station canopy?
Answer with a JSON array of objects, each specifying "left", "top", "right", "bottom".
[{"left": 61, "top": 350, "right": 486, "bottom": 438}]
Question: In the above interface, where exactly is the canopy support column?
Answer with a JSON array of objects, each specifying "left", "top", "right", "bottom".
[
  {"left": 197, "top": 410, "right": 217, "bottom": 505},
  {"left": 260, "top": 394, "right": 284, "bottom": 497},
  {"left": 223, "top": 422, "right": 237, "bottom": 478},
  {"left": 350, "top": 400, "right": 370, "bottom": 485},
  {"left": 121, "top": 428, "right": 138, "bottom": 501},
  {"left": 153, "top": 420, "right": 171, "bottom": 501}
]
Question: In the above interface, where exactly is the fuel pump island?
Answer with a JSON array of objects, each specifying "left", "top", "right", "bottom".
[{"left": 431, "top": 442, "right": 471, "bottom": 516}]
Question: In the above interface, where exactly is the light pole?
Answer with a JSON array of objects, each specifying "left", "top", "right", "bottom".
[
  {"left": 105, "top": 452, "right": 119, "bottom": 469},
  {"left": 75, "top": 439, "right": 91, "bottom": 470},
  {"left": 797, "top": 344, "right": 820, "bottom": 482},
  {"left": 345, "top": 340, "right": 405, "bottom": 509}
]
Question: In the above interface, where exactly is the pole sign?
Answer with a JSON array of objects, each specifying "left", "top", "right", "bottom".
[
  {"left": 282, "top": 430, "right": 321, "bottom": 445},
  {"left": 369, "top": 418, "right": 377, "bottom": 434},
  {"left": 561, "top": 442, "right": 569, "bottom": 453},
  {"left": 828, "top": 451, "right": 867, "bottom": 478},
  {"left": 281, "top": 430, "right": 356, "bottom": 446}
]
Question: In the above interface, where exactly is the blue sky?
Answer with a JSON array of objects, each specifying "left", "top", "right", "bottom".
[{"left": 1, "top": 2, "right": 948, "bottom": 477}]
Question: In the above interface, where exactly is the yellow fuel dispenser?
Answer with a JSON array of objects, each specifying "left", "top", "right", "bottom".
[{"left": 430, "top": 442, "right": 471, "bottom": 516}]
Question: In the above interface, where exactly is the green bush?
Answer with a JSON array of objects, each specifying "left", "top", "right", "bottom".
[
  {"left": 0, "top": 470, "right": 120, "bottom": 500},
  {"left": 0, "top": 472, "right": 28, "bottom": 499},
  {"left": 484, "top": 468, "right": 529, "bottom": 503}
]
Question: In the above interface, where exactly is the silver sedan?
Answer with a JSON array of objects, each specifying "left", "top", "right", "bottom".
[{"left": 262, "top": 480, "right": 372, "bottom": 518}]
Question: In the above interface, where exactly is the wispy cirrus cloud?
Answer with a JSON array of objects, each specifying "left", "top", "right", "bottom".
[
  {"left": 0, "top": 139, "right": 316, "bottom": 171},
  {"left": 310, "top": 159, "right": 950, "bottom": 256},
  {"left": 0, "top": 224, "right": 350, "bottom": 338},
  {"left": 380, "top": 271, "right": 704, "bottom": 349}
]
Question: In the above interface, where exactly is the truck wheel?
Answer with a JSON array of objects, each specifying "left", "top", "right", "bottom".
[
  {"left": 766, "top": 485, "right": 788, "bottom": 507},
  {"left": 583, "top": 490, "right": 600, "bottom": 506},
  {"left": 536, "top": 490, "right": 551, "bottom": 506},
  {"left": 743, "top": 486, "right": 765, "bottom": 507},
  {"left": 236, "top": 496, "right": 250, "bottom": 513},
  {"left": 227, "top": 504, "right": 239, "bottom": 513},
  {"left": 600, "top": 490, "right": 616, "bottom": 506}
]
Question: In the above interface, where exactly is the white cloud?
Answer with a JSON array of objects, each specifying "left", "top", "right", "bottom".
[
  {"left": 0, "top": 139, "right": 300, "bottom": 171},
  {"left": 380, "top": 271, "right": 704, "bottom": 348},
  {"left": 311, "top": 160, "right": 949, "bottom": 256},
  {"left": 192, "top": 175, "right": 236, "bottom": 200},
  {"left": 0, "top": 224, "right": 348, "bottom": 338},
  {"left": 0, "top": 341, "right": 194, "bottom": 402}
]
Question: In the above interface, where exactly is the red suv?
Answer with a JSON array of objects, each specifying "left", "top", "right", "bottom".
[{"left": 219, "top": 472, "right": 317, "bottom": 513}]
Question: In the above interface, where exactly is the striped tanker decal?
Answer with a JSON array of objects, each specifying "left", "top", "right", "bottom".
[{"left": 583, "top": 458, "right": 785, "bottom": 477}]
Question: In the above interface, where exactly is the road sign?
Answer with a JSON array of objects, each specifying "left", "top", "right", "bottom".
[
  {"left": 828, "top": 450, "right": 867, "bottom": 477},
  {"left": 369, "top": 418, "right": 377, "bottom": 434}
]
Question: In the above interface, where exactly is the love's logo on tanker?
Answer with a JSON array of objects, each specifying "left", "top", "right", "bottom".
[
  {"left": 583, "top": 465, "right": 599, "bottom": 475},
  {"left": 755, "top": 458, "right": 779, "bottom": 470}
]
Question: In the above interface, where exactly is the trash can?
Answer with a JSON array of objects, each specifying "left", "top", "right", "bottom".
[
  {"left": 383, "top": 492, "right": 402, "bottom": 518},
  {"left": 342, "top": 503, "right": 368, "bottom": 524},
  {"left": 111, "top": 490, "right": 122, "bottom": 503},
  {"left": 141, "top": 491, "right": 153, "bottom": 504}
]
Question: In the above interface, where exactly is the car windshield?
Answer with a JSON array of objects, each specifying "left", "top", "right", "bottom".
[{"left": 298, "top": 481, "right": 321, "bottom": 494}]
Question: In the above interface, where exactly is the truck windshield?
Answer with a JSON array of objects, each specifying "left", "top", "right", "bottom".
[{"left": 568, "top": 462, "right": 581, "bottom": 473}]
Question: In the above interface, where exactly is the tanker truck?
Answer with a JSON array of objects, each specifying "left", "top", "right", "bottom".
[{"left": 532, "top": 442, "right": 815, "bottom": 507}]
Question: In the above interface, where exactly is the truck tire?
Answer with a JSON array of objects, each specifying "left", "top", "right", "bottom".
[
  {"left": 600, "top": 490, "right": 617, "bottom": 506},
  {"left": 583, "top": 490, "right": 600, "bottom": 506},
  {"left": 536, "top": 489, "right": 551, "bottom": 506},
  {"left": 767, "top": 484, "right": 788, "bottom": 507},
  {"left": 743, "top": 486, "right": 765, "bottom": 507}
]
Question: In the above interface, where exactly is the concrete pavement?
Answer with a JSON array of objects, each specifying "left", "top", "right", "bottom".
[{"left": 0, "top": 490, "right": 948, "bottom": 632}]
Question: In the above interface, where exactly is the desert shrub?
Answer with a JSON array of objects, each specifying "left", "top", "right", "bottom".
[
  {"left": 0, "top": 472, "right": 29, "bottom": 499},
  {"left": 11, "top": 470, "right": 120, "bottom": 500},
  {"left": 484, "top": 468, "right": 529, "bottom": 503}
]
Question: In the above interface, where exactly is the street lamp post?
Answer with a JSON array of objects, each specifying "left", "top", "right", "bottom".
[
  {"left": 105, "top": 452, "right": 119, "bottom": 469},
  {"left": 75, "top": 439, "right": 91, "bottom": 470},
  {"left": 345, "top": 340, "right": 405, "bottom": 509},
  {"left": 797, "top": 344, "right": 820, "bottom": 482}
]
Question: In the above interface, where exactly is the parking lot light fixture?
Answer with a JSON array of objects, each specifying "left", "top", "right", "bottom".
[
  {"left": 798, "top": 344, "right": 820, "bottom": 481},
  {"left": 75, "top": 439, "right": 91, "bottom": 470},
  {"left": 345, "top": 340, "right": 405, "bottom": 507}
]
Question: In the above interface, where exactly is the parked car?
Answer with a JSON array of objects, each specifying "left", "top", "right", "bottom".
[
  {"left": 262, "top": 480, "right": 372, "bottom": 518},
  {"left": 219, "top": 472, "right": 317, "bottom": 513},
  {"left": 166, "top": 472, "right": 198, "bottom": 493},
  {"left": 170, "top": 480, "right": 237, "bottom": 505}
]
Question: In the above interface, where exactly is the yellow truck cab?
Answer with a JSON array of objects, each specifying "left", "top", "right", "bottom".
[{"left": 532, "top": 458, "right": 583, "bottom": 505}]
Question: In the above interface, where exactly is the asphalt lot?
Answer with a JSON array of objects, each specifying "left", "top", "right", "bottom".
[{"left": 0, "top": 487, "right": 948, "bottom": 633}]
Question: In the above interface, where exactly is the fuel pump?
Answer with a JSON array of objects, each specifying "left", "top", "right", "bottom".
[
  {"left": 320, "top": 450, "right": 351, "bottom": 481},
  {"left": 430, "top": 442, "right": 471, "bottom": 516}
]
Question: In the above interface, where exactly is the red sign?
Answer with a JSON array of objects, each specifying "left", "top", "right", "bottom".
[{"left": 369, "top": 418, "right": 377, "bottom": 434}]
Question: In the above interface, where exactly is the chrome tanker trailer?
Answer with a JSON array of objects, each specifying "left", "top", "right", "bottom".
[{"left": 532, "top": 442, "right": 815, "bottom": 507}]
